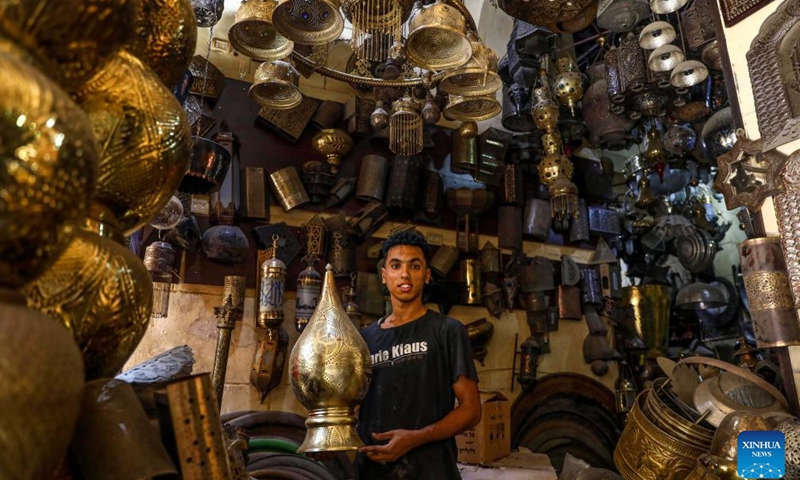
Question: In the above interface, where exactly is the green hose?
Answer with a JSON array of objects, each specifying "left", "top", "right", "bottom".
[{"left": 248, "top": 437, "right": 301, "bottom": 455}]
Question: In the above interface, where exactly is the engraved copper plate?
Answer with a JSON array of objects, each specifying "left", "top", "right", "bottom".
[
  {"left": 720, "top": 0, "right": 776, "bottom": 27},
  {"left": 746, "top": 0, "right": 800, "bottom": 150}
]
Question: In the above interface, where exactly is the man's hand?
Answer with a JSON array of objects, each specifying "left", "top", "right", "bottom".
[{"left": 358, "top": 430, "right": 421, "bottom": 463}]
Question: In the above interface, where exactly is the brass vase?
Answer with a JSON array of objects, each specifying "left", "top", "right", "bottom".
[
  {"left": 128, "top": 0, "right": 198, "bottom": 89},
  {"left": 619, "top": 285, "right": 671, "bottom": 358},
  {"left": 311, "top": 128, "right": 353, "bottom": 175},
  {"left": 0, "top": 40, "right": 99, "bottom": 288},
  {"left": 289, "top": 265, "right": 372, "bottom": 452},
  {"left": 25, "top": 220, "right": 154, "bottom": 379},
  {"left": 0, "top": 288, "right": 85, "bottom": 480},
  {"left": 74, "top": 50, "right": 193, "bottom": 236}
]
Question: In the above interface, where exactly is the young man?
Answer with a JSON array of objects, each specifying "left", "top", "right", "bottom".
[{"left": 356, "top": 230, "right": 481, "bottom": 479}]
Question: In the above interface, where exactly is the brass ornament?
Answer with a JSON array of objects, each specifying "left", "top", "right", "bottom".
[
  {"left": 670, "top": 60, "right": 709, "bottom": 88},
  {"left": 341, "top": 0, "right": 405, "bottom": 62},
  {"left": 0, "top": 0, "right": 139, "bottom": 91},
  {"left": 461, "top": 259, "right": 482, "bottom": 305},
  {"left": 596, "top": 0, "right": 649, "bottom": 32},
  {"left": 648, "top": 45, "right": 685, "bottom": 73},
  {"left": 430, "top": 245, "right": 460, "bottom": 278},
  {"left": 128, "top": 0, "right": 198, "bottom": 89},
  {"left": 188, "top": 55, "right": 227, "bottom": 100},
  {"left": 638, "top": 21, "right": 677, "bottom": 50},
  {"left": 272, "top": 0, "right": 345, "bottom": 45},
  {"left": 75, "top": 50, "right": 193, "bottom": 236},
  {"left": 405, "top": 0, "right": 472, "bottom": 71},
  {"left": 250, "top": 326, "right": 290, "bottom": 402},
  {"left": 739, "top": 237, "right": 800, "bottom": 348},
  {"left": 713, "top": 136, "right": 787, "bottom": 213},
  {"left": 289, "top": 265, "right": 372, "bottom": 452},
  {"left": 211, "top": 276, "right": 246, "bottom": 406},
  {"left": 249, "top": 60, "right": 303, "bottom": 110},
  {"left": 451, "top": 121, "right": 479, "bottom": 174},
  {"left": 296, "top": 260, "right": 322, "bottom": 333},
  {"left": 24, "top": 228, "right": 153, "bottom": 379},
  {"left": 312, "top": 128, "right": 353, "bottom": 175},
  {"left": 0, "top": 288, "right": 85, "bottom": 480},
  {"left": 650, "top": 0, "right": 688, "bottom": 15},
  {"left": 356, "top": 154, "right": 389, "bottom": 202},
  {"left": 229, "top": 0, "right": 295, "bottom": 62},
  {"left": 0, "top": 42, "right": 99, "bottom": 289}
]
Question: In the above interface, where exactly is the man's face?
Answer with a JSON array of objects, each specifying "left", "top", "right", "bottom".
[{"left": 381, "top": 244, "right": 431, "bottom": 305}]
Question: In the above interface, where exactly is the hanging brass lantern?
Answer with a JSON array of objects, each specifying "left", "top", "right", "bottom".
[
  {"left": 389, "top": 94, "right": 423, "bottom": 155},
  {"left": 405, "top": 0, "right": 472, "bottom": 70},
  {"left": 438, "top": 33, "right": 502, "bottom": 97},
  {"left": 295, "top": 258, "right": 322, "bottom": 332},
  {"left": 342, "top": 0, "right": 405, "bottom": 62},
  {"left": 249, "top": 60, "right": 303, "bottom": 110},
  {"left": 531, "top": 84, "right": 560, "bottom": 133},
  {"left": 229, "top": 0, "right": 295, "bottom": 61},
  {"left": 289, "top": 264, "right": 372, "bottom": 452},
  {"left": 258, "top": 235, "right": 287, "bottom": 329},
  {"left": 143, "top": 241, "right": 177, "bottom": 319},
  {"left": 272, "top": 0, "right": 345, "bottom": 45},
  {"left": 538, "top": 154, "right": 579, "bottom": 222},
  {"left": 343, "top": 272, "right": 362, "bottom": 328},
  {"left": 553, "top": 55, "right": 585, "bottom": 116}
]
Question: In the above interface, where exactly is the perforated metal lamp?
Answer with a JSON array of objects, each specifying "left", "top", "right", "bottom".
[{"left": 675, "top": 282, "right": 727, "bottom": 310}]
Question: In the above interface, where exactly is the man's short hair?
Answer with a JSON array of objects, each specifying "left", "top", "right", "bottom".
[{"left": 381, "top": 230, "right": 431, "bottom": 265}]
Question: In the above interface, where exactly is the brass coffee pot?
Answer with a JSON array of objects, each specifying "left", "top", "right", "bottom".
[{"left": 289, "top": 265, "right": 372, "bottom": 452}]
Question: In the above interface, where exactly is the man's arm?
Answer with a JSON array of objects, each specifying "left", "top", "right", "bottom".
[{"left": 359, "top": 374, "right": 481, "bottom": 463}]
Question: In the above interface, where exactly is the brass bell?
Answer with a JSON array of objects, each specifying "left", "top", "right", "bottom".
[
  {"left": 229, "top": 0, "right": 295, "bottom": 61},
  {"left": 670, "top": 60, "right": 709, "bottom": 88},
  {"left": 642, "top": 124, "right": 668, "bottom": 167},
  {"left": 638, "top": 21, "right": 676, "bottom": 50},
  {"left": 443, "top": 94, "right": 501, "bottom": 122},
  {"left": 405, "top": 0, "right": 472, "bottom": 70},
  {"left": 438, "top": 33, "right": 502, "bottom": 97},
  {"left": 272, "top": 0, "right": 344, "bottom": 45},
  {"left": 634, "top": 178, "right": 658, "bottom": 210},
  {"left": 647, "top": 44, "right": 685, "bottom": 72},
  {"left": 249, "top": 60, "right": 303, "bottom": 110},
  {"left": 650, "top": 0, "right": 688, "bottom": 14}
]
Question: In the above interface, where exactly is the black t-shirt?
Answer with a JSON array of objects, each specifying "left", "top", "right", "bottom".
[{"left": 356, "top": 309, "right": 479, "bottom": 480}]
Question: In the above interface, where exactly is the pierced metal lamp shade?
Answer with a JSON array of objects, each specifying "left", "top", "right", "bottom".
[
  {"left": 443, "top": 93, "right": 501, "bottom": 122},
  {"left": 405, "top": 0, "right": 472, "bottom": 70},
  {"left": 650, "top": 0, "right": 688, "bottom": 14},
  {"left": 638, "top": 21, "right": 676, "bottom": 49},
  {"left": 648, "top": 44, "right": 684, "bottom": 72},
  {"left": 249, "top": 60, "right": 303, "bottom": 109},
  {"left": 272, "top": 0, "right": 345, "bottom": 45},
  {"left": 670, "top": 60, "right": 709, "bottom": 88},
  {"left": 438, "top": 36, "right": 502, "bottom": 96},
  {"left": 676, "top": 282, "right": 727, "bottom": 310},
  {"left": 229, "top": 0, "right": 295, "bottom": 61}
]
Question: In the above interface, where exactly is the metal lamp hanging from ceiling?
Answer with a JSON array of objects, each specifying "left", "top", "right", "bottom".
[
  {"left": 229, "top": 0, "right": 295, "bottom": 62},
  {"left": 272, "top": 0, "right": 345, "bottom": 45},
  {"left": 389, "top": 93, "right": 423, "bottom": 155},
  {"left": 342, "top": 0, "right": 405, "bottom": 62}
]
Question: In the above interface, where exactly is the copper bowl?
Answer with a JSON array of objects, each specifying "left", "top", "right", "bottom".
[{"left": 179, "top": 137, "right": 232, "bottom": 194}]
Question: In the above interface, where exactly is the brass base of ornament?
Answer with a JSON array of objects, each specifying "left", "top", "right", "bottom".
[{"left": 299, "top": 407, "right": 363, "bottom": 452}]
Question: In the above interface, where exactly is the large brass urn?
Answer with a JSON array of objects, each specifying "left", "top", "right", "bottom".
[{"left": 289, "top": 264, "right": 372, "bottom": 452}]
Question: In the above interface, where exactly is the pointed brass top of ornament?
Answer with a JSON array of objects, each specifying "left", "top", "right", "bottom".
[{"left": 590, "top": 238, "right": 618, "bottom": 265}]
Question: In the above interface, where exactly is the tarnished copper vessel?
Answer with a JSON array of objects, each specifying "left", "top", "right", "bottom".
[
  {"left": 75, "top": 50, "right": 192, "bottom": 236},
  {"left": 0, "top": 0, "right": 139, "bottom": 91},
  {"left": 619, "top": 285, "right": 670, "bottom": 358},
  {"left": 739, "top": 237, "right": 800, "bottom": 348},
  {"left": 289, "top": 265, "right": 372, "bottom": 452},
  {"left": 0, "top": 41, "right": 99, "bottom": 288},
  {"left": 129, "top": 0, "right": 198, "bottom": 89},
  {"left": 0, "top": 288, "right": 85, "bottom": 480}
]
